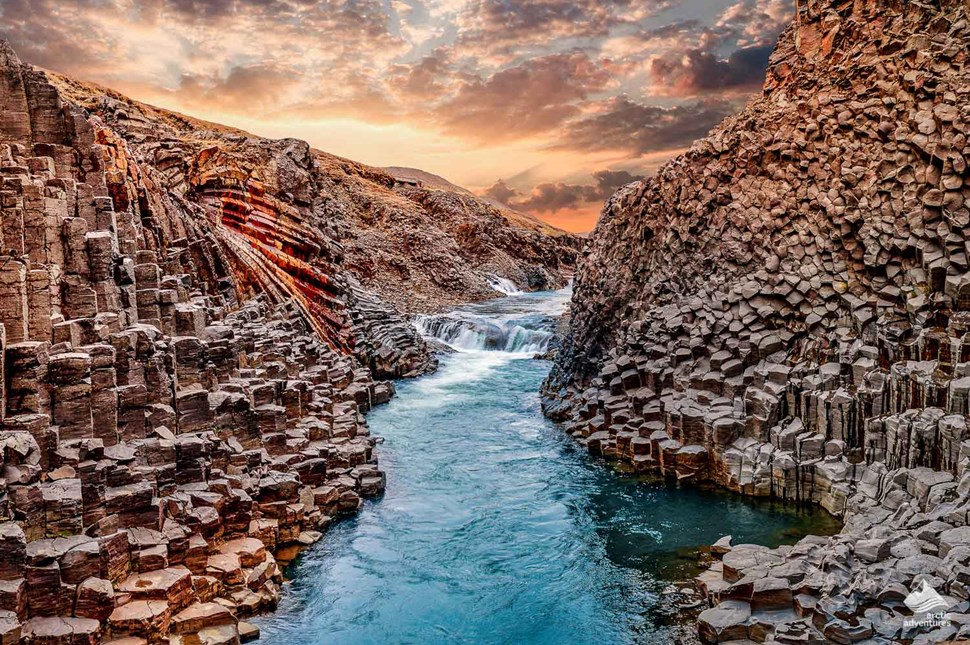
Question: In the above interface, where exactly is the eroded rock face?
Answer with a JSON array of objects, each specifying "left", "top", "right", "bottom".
[
  {"left": 0, "top": 39, "right": 570, "bottom": 643},
  {"left": 545, "top": 0, "right": 970, "bottom": 641},
  {"left": 329, "top": 169, "right": 581, "bottom": 315},
  {"left": 49, "top": 73, "right": 579, "bottom": 320}
]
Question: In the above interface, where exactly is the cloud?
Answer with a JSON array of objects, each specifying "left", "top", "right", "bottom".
[
  {"left": 0, "top": 0, "right": 795, "bottom": 234},
  {"left": 617, "top": 1, "right": 792, "bottom": 98},
  {"left": 454, "top": 0, "right": 677, "bottom": 63},
  {"left": 716, "top": 0, "right": 794, "bottom": 46},
  {"left": 483, "top": 178, "right": 521, "bottom": 204},
  {"left": 558, "top": 96, "right": 736, "bottom": 155},
  {"left": 648, "top": 44, "right": 774, "bottom": 96},
  {"left": 1, "top": 0, "right": 407, "bottom": 79},
  {"left": 601, "top": 19, "right": 705, "bottom": 60},
  {"left": 434, "top": 51, "right": 614, "bottom": 140},
  {"left": 176, "top": 63, "right": 303, "bottom": 114},
  {"left": 457, "top": 0, "right": 608, "bottom": 49},
  {"left": 386, "top": 48, "right": 454, "bottom": 101},
  {"left": 486, "top": 169, "right": 644, "bottom": 214},
  {"left": 0, "top": 0, "right": 122, "bottom": 77},
  {"left": 158, "top": 0, "right": 237, "bottom": 21},
  {"left": 592, "top": 169, "right": 645, "bottom": 192}
]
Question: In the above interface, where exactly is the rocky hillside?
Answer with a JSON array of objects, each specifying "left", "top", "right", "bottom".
[
  {"left": 384, "top": 165, "right": 571, "bottom": 237},
  {"left": 544, "top": 0, "right": 970, "bottom": 642},
  {"left": 0, "top": 39, "right": 573, "bottom": 644},
  {"left": 48, "top": 74, "right": 578, "bottom": 317},
  {"left": 336, "top": 165, "right": 577, "bottom": 313}
]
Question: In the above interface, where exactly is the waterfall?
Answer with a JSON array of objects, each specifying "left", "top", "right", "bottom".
[
  {"left": 415, "top": 313, "right": 552, "bottom": 354},
  {"left": 486, "top": 275, "right": 523, "bottom": 296}
]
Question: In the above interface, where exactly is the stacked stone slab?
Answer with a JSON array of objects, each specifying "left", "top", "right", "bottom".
[
  {"left": 0, "top": 41, "right": 418, "bottom": 644},
  {"left": 695, "top": 463, "right": 970, "bottom": 643},
  {"left": 543, "top": 0, "right": 970, "bottom": 641},
  {"left": 346, "top": 278, "right": 439, "bottom": 379}
]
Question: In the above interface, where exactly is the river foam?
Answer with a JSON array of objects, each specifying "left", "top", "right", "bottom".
[
  {"left": 486, "top": 275, "right": 524, "bottom": 296},
  {"left": 414, "top": 313, "right": 553, "bottom": 354}
]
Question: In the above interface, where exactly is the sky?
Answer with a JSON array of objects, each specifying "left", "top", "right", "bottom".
[{"left": 0, "top": 0, "right": 794, "bottom": 232}]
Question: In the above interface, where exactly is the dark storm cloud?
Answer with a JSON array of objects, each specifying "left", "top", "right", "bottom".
[
  {"left": 559, "top": 96, "right": 737, "bottom": 155},
  {"left": 648, "top": 44, "right": 774, "bottom": 96},
  {"left": 591, "top": 169, "right": 645, "bottom": 193}
]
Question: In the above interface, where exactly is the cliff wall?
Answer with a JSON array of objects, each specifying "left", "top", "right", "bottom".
[
  {"left": 0, "top": 40, "right": 573, "bottom": 643},
  {"left": 545, "top": 1, "right": 970, "bottom": 641}
]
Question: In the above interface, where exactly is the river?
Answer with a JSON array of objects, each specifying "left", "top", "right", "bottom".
[{"left": 254, "top": 288, "right": 841, "bottom": 644}]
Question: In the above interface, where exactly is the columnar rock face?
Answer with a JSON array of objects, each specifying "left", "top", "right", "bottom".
[
  {"left": 0, "top": 41, "right": 397, "bottom": 644},
  {"left": 544, "top": 0, "right": 970, "bottom": 641},
  {"left": 0, "top": 39, "right": 572, "bottom": 643}
]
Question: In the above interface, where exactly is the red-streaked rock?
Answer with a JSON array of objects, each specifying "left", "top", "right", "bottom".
[{"left": 73, "top": 578, "right": 114, "bottom": 621}]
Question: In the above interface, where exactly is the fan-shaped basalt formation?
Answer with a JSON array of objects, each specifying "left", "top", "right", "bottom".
[
  {"left": 545, "top": 0, "right": 970, "bottom": 641},
  {"left": 50, "top": 72, "right": 579, "bottom": 320},
  {"left": 0, "top": 39, "right": 574, "bottom": 643},
  {"left": 0, "top": 40, "right": 400, "bottom": 644}
]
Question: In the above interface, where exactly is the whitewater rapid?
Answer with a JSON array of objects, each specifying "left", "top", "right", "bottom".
[
  {"left": 413, "top": 313, "right": 553, "bottom": 354},
  {"left": 486, "top": 274, "right": 524, "bottom": 296},
  {"left": 413, "top": 285, "right": 563, "bottom": 355}
]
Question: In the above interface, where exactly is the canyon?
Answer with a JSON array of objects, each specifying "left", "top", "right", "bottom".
[
  {"left": 3, "top": 0, "right": 970, "bottom": 643},
  {"left": 0, "top": 39, "right": 576, "bottom": 644},
  {"left": 545, "top": 0, "right": 970, "bottom": 642},
  {"left": 254, "top": 289, "right": 842, "bottom": 645}
]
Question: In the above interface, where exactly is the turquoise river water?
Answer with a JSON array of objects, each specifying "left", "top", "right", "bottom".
[{"left": 254, "top": 288, "right": 840, "bottom": 644}]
